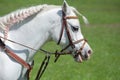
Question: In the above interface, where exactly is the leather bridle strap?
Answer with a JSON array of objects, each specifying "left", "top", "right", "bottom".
[
  {"left": 61, "top": 39, "right": 85, "bottom": 52},
  {"left": 35, "top": 55, "right": 50, "bottom": 80},
  {"left": 57, "top": 11, "right": 78, "bottom": 47},
  {"left": 74, "top": 39, "right": 87, "bottom": 58},
  {"left": 55, "top": 11, "right": 79, "bottom": 62},
  {"left": 65, "top": 16, "right": 78, "bottom": 19},
  {"left": 54, "top": 39, "right": 86, "bottom": 62},
  {"left": 5, "top": 48, "right": 31, "bottom": 69},
  {"left": 0, "top": 39, "right": 32, "bottom": 80},
  {"left": 77, "top": 39, "right": 87, "bottom": 54},
  {"left": 57, "top": 17, "right": 65, "bottom": 45},
  {"left": 0, "top": 39, "right": 31, "bottom": 69}
]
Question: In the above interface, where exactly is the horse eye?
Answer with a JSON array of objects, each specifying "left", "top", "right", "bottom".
[{"left": 72, "top": 26, "right": 79, "bottom": 32}]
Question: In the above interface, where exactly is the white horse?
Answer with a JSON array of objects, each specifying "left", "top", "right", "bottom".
[{"left": 0, "top": 0, "right": 92, "bottom": 80}]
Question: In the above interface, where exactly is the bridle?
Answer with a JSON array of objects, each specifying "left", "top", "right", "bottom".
[
  {"left": 35, "top": 10, "right": 88, "bottom": 80},
  {"left": 54, "top": 10, "right": 87, "bottom": 62},
  {"left": 0, "top": 9, "right": 88, "bottom": 80}
]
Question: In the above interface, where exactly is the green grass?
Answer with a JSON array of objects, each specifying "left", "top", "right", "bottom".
[{"left": 0, "top": 0, "right": 120, "bottom": 80}]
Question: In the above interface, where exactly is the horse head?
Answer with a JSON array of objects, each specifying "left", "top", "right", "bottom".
[{"left": 51, "top": 0, "right": 93, "bottom": 62}]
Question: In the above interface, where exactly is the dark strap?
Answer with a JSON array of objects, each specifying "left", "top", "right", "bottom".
[
  {"left": 0, "top": 38, "right": 32, "bottom": 79},
  {"left": 57, "top": 20, "right": 65, "bottom": 45},
  {"left": 0, "top": 38, "right": 5, "bottom": 47},
  {"left": 54, "top": 50, "right": 60, "bottom": 62},
  {"left": 35, "top": 55, "right": 50, "bottom": 80},
  {"left": 57, "top": 11, "right": 66, "bottom": 45},
  {"left": 5, "top": 48, "right": 31, "bottom": 69}
]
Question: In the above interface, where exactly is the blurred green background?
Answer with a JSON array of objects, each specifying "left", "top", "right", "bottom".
[{"left": 0, "top": 0, "right": 120, "bottom": 80}]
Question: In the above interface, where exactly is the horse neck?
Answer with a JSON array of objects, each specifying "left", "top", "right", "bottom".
[{"left": 6, "top": 8, "right": 62, "bottom": 61}]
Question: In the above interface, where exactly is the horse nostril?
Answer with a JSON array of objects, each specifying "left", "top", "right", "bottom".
[
  {"left": 88, "top": 50, "right": 92, "bottom": 54},
  {"left": 85, "top": 54, "right": 88, "bottom": 59}
]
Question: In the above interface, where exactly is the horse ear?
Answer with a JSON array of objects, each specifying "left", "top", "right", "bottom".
[{"left": 62, "top": 0, "right": 71, "bottom": 15}]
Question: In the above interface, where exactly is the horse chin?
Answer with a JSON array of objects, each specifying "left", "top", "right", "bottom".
[
  {"left": 66, "top": 51, "right": 90, "bottom": 63},
  {"left": 67, "top": 51, "right": 83, "bottom": 63},
  {"left": 74, "top": 54, "right": 83, "bottom": 63}
]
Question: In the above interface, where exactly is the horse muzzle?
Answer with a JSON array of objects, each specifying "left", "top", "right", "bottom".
[{"left": 74, "top": 49, "right": 92, "bottom": 63}]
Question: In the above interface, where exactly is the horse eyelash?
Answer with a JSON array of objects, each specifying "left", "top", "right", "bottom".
[{"left": 71, "top": 25, "right": 79, "bottom": 32}]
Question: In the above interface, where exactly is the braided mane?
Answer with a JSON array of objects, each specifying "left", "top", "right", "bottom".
[
  {"left": 0, "top": 4, "right": 50, "bottom": 30},
  {"left": 0, "top": 4, "right": 88, "bottom": 31}
]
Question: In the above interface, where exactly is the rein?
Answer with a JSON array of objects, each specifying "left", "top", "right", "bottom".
[
  {"left": 0, "top": 35, "right": 72, "bottom": 80},
  {"left": 35, "top": 55, "right": 50, "bottom": 80},
  {"left": 0, "top": 36, "right": 71, "bottom": 80},
  {"left": 0, "top": 10, "right": 87, "bottom": 80}
]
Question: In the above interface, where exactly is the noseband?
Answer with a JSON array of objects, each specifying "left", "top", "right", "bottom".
[{"left": 55, "top": 10, "right": 87, "bottom": 62}]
